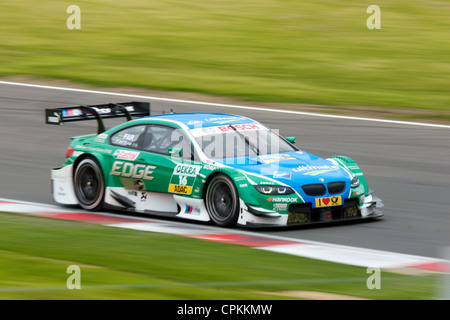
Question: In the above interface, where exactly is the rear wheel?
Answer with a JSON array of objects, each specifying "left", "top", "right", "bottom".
[
  {"left": 74, "top": 157, "right": 105, "bottom": 211},
  {"left": 205, "top": 174, "right": 240, "bottom": 227}
]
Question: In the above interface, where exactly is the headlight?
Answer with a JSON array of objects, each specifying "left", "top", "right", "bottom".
[
  {"left": 254, "top": 185, "right": 295, "bottom": 195},
  {"left": 351, "top": 176, "right": 360, "bottom": 188}
]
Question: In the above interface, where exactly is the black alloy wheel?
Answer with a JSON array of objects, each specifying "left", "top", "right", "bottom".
[
  {"left": 74, "top": 157, "right": 105, "bottom": 211},
  {"left": 205, "top": 174, "right": 240, "bottom": 227}
]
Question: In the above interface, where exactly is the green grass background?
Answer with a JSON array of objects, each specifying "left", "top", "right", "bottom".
[
  {"left": 0, "top": 0, "right": 449, "bottom": 112},
  {"left": 0, "top": 212, "right": 439, "bottom": 299},
  {"left": 0, "top": 1, "right": 447, "bottom": 299}
]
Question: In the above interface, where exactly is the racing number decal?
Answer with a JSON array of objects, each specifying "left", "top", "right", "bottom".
[
  {"left": 168, "top": 164, "right": 201, "bottom": 195},
  {"left": 315, "top": 196, "right": 342, "bottom": 208}
]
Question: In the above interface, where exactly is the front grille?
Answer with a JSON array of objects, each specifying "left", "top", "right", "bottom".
[
  {"left": 287, "top": 198, "right": 360, "bottom": 225},
  {"left": 302, "top": 184, "right": 326, "bottom": 196},
  {"left": 327, "top": 181, "right": 346, "bottom": 194}
]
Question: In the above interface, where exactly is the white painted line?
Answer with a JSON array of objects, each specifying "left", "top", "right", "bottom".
[
  {"left": 0, "top": 200, "right": 78, "bottom": 214},
  {"left": 108, "top": 222, "right": 221, "bottom": 236},
  {"left": 260, "top": 243, "right": 444, "bottom": 269},
  {"left": 1, "top": 80, "right": 449, "bottom": 129},
  {"left": 0, "top": 197, "right": 446, "bottom": 271}
]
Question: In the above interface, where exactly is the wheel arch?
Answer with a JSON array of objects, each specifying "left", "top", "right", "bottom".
[
  {"left": 203, "top": 171, "right": 241, "bottom": 227},
  {"left": 72, "top": 154, "right": 106, "bottom": 211},
  {"left": 202, "top": 171, "right": 228, "bottom": 204},
  {"left": 72, "top": 153, "right": 108, "bottom": 180},
  {"left": 329, "top": 155, "right": 369, "bottom": 194}
]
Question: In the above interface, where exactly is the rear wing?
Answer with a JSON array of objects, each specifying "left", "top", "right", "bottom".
[{"left": 45, "top": 101, "right": 150, "bottom": 134}]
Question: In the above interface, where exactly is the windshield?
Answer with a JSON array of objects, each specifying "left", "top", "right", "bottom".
[{"left": 192, "top": 123, "right": 297, "bottom": 159}]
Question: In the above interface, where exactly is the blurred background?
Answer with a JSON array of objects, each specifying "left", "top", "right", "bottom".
[
  {"left": 0, "top": 0, "right": 449, "bottom": 121},
  {"left": 0, "top": 0, "right": 449, "bottom": 300}
]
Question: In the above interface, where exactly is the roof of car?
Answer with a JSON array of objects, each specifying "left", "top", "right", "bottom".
[{"left": 140, "top": 112, "right": 256, "bottom": 129}]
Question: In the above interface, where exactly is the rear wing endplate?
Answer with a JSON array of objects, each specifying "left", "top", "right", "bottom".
[{"left": 45, "top": 101, "right": 150, "bottom": 134}]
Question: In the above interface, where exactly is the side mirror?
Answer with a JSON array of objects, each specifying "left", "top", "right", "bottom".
[
  {"left": 285, "top": 136, "right": 296, "bottom": 144},
  {"left": 168, "top": 147, "right": 183, "bottom": 157}
]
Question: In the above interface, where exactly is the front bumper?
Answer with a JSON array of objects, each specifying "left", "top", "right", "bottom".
[
  {"left": 239, "top": 190, "right": 383, "bottom": 228},
  {"left": 360, "top": 190, "right": 384, "bottom": 218}
]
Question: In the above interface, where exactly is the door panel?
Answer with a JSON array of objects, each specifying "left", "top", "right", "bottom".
[{"left": 105, "top": 123, "right": 201, "bottom": 212}]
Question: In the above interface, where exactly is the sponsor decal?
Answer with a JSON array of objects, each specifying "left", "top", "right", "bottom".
[
  {"left": 292, "top": 165, "right": 339, "bottom": 174},
  {"left": 273, "top": 171, "right": 292, "bottom": 179},
  {"left": 75, "top": 145, "right": 112, "bottom": 154},
  {"left": 206, "top": 116, "right": 245, "bottom": 123},
  {"left": 315, "top": 196, "right": 342, "bottom": 208},
  {"left": 47, "top": 111, "right": 61, "bottom": 124},
  {"left": 94, "top": 133, "right": 108, "bottom": 143},
  {"left": 127, "top": 190, "right": 148, "bottom": 201},
  {"left": 187, "top": 120, "right": 203, "bottom": 126},
  {"left": 56, "top": 186, "right": 66, "bottom": 197},
  {"left": 110, "top": 161, "right": 156, "bottom": 180},
  {"left": 273, "top": 203, "right": 288, "bottom": 211},
  {"left": 89, "top": 105, "right": 135, "bottom": 115},
  {"left": 169, "top": 164, "right": 201, "bottom": 194},
  {"left": 260, "top": 154, "right": 295, "bottom": 164},
  {"left": 303, "top": 169, "right": 339, "bottom": 176},
  {"left": 62, "top": 108, "right": 83, "bottom": 117},
  {"left": 174, "top": 164, "right": 201, "bottom": 177},
  {"left": 267, "top": 197, "right": 298, "bottom": 203},
  {"left": 190, "top": 126, "right": 218, "bottom": 137},
  {"left": 190, "top": 123, "right": 262, "bottom": 137},
  {"left": 184, "top": 204, "right": 201, "bottom": 215},
  {"left": 169, "top": 184, "right": 193, "bottom": 195},
  {"left": 117, "top": 132, "right": 137, "bottom": 142},
  {"left": 202, "top": 164, "right": 217, "bottom": 171},
  {"left": 217, "top": 123, "right": 261, "bottom": 132},
  {"left": 113, "top": 149, "right": 140, "bottom": 161}
]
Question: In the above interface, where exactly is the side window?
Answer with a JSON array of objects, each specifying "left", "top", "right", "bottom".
[
  {"left": 143, "top": 125, "right": 175, "bottom": 153},
  {"left": 110, "top": 125, "right": 146, "bottom": 149},
  {"left": 110, "top": 124, "right": 199, "bottom": 161},
  {"left": 168, "top": 128, "right": 198, "bottom": 161},
  {"left": 143, "top": 125, "right": 198, "bottom": 161}
]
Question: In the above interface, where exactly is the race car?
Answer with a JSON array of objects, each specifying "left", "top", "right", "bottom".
[{"left": 46, "top": 101, "right": 383, "bottom": 228}]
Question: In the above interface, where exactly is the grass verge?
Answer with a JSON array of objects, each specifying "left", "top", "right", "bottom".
[
  {"left": 0, "top": 212, "right": 438, "bottom": 300},
  {"left": 1, "top": 1, "right": 449, "bottom": 114}
]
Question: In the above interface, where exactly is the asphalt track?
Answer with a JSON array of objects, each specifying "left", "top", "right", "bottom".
[{"left": 1, "top": 81, "right": 449, "bottom": 259}]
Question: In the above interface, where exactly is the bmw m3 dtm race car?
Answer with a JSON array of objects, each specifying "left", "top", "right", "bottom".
[{"left": 46, "top": 101, "right": 383, "bottom": 227}]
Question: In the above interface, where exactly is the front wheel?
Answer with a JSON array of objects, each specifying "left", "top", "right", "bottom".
[
  {"left": 74, "top": 157, "right": 105, "bottom": 211},
  {"left": 205, "top": 174, "right": 240, "bottom": 227}
]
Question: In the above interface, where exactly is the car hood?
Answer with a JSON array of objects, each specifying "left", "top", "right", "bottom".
[{"left": 213, "top": 151, "right": 352, "bottom": 188}]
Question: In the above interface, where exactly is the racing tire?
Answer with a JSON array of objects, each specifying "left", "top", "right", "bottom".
[
  {"left": 73, "top": 157, "right": 105, "bottom": 211},
  {"left": 205, "top": 174, "right": 240, "bottom": 227}
]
